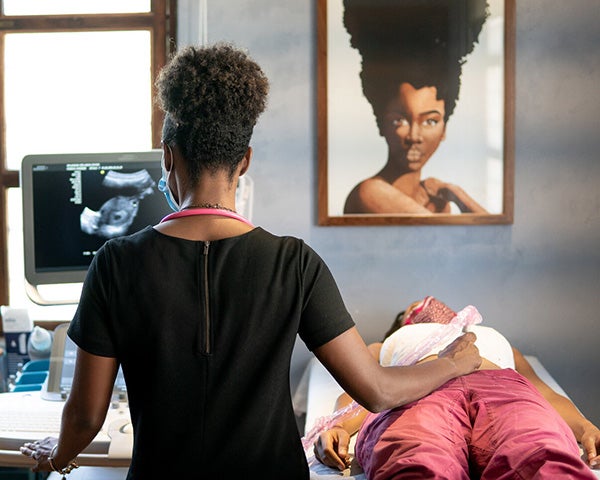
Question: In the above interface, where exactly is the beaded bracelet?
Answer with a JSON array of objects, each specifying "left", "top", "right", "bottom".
[{"left": 48, "top": 445, "right": 79, "bottom": 479}]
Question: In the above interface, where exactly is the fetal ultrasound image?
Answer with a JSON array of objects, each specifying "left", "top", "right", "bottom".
[{"left": 80, "top": 169, "right": 156, "bottom": 239}]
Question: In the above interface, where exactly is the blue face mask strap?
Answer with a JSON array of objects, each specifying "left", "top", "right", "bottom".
[
  {"left": 158, "top": 177, "right": 180, "bottom": 212},
  {"left": 158, "top": 143, "right": 180, "bottom": 212}
]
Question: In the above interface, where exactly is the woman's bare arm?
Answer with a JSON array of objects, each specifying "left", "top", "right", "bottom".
[
  {"left": 313, "top": 327, "right": 480, "bottom": 414},
  {"left": 52, "top": 349, "right": 118, "bottom": 470},
  {"left": 313, "top": 343, "right": 380, "bottom": 470},
  {"left": 513, "top": 347, "right": 599, "bottom": 467},
  {"left": 422, "top": 177, "right": 488, "bottom": 213},
  {"left": 344, "top": 179, "right": 432, "bottom": 214}
]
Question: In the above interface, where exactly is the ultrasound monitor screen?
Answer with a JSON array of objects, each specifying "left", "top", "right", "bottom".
[{"left": 22, "top": 151, "right": 170, "bottom": 286}]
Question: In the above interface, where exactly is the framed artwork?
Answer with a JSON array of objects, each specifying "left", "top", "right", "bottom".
[{"left": 317, "top": 0, "right": 515, "bottom": 225}]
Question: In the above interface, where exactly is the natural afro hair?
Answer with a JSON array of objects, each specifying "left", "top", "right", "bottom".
[
  {"left": 343, "top": 0, "right": 488, "bottom": 134},
  {"left": 155, "top": 42, "right": 269, "bottom": 181}
]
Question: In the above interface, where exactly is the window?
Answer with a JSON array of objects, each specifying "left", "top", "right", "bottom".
[{"left": 0, "top": 0, "right": 177, "bottom": 329}]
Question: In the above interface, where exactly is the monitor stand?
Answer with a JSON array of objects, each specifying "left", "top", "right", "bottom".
[{"left": 25, "top": 282, "right": 81, "bottom": 306}]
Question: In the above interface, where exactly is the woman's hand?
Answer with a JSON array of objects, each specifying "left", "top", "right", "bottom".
[
  {"left": 437, "top": 332, "right": 482, "bottom": 375},
  {"left": 421, "top": 177, "right": 447, "bottom": 197},
  {"left": 422, "top": 177, "right": 488, "bottom": 214},
  {"left": 421, "top": 177, "right": 451, "bottom": 212},
  {"left": 313, "top": 426, "right": 352, "bottom": 471},
  {"left": 581, "top": 422, "right": 600, "bottom": 468},
  {"left": 19, "top": 436, "right": 57, "bottom": 472}
]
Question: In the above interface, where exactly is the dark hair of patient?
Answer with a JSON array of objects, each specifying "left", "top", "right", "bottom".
[
  {"left": 383, "top": 310, "right": 405, "bottom": 342},
  {"left": 343, "top": 0, "right": 489, "bottom": 133},
  {"left": 155, "top": 43, "right": 269, "bottom": 182}
]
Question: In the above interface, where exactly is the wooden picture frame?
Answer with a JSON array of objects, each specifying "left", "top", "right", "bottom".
[{"left": 317, "top": 0, "right": 515, "bottom": 225}]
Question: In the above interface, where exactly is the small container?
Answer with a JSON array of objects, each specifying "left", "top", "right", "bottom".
[{"left": 27, "top": 326, "right": 53, "bottom": 361}]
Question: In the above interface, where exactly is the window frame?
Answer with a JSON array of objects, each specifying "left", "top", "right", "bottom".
[{"left": 0, "top": 0, "right": 177, "bottom": 330}]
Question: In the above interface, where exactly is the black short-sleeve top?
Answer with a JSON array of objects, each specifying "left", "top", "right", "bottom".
[{"left": 68, "top": 226, "right": 354, "bottom": 479}]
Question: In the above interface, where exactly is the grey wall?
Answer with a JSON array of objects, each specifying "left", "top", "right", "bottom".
[{"left": 179, "top": 0, "right": 600, "bottom": 425}]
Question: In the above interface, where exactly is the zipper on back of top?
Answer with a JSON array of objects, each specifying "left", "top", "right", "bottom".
[{"left": 201, "top": 240, "right": 211, "bottom": 354}]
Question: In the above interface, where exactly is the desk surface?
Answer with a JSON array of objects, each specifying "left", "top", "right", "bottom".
[{"left": 47, "top": 467, "right": 129, "bottom": 480}]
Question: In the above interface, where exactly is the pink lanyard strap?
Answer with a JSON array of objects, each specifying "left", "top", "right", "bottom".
[{"left": 160, "top": 208, "right": 254, "bottom": 227}]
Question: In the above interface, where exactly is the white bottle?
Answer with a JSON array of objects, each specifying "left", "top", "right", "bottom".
[{"left": 27, "top": 326, "right": 53, "bottom": 361}]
